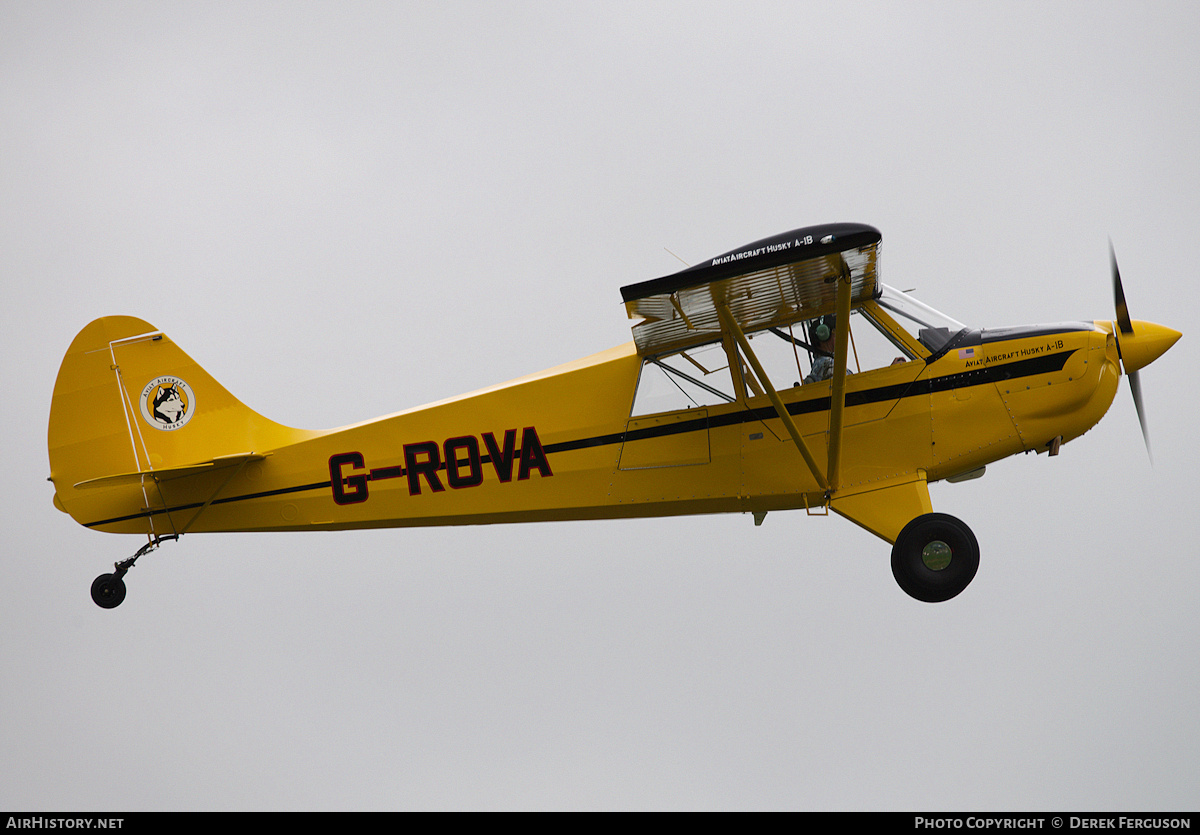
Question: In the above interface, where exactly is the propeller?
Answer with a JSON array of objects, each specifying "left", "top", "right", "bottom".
[{"left": 1110, "top": 240, "right": 1151, "bottom": 461}]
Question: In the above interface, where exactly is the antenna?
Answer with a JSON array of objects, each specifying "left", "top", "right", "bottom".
[{"left": 664, "top": 247, "right": 690, "bottom": 267}]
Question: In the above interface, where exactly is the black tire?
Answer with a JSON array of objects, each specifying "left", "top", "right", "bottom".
[
  {"left": 91, "top": 573, "right": 127, "bottom": 609},
  {"left": 891, "top": 513, "right": 979, "bottom": 603}
]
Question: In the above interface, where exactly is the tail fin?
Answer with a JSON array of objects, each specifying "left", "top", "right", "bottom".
[{"left": 48, "top": 316, "right": 311, "bottom": 532}]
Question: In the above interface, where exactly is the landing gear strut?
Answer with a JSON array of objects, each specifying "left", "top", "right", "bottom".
[
  {"left": 90, "top": 535, "right": 179, "bottom": 609},
  {"left": 891, "top": 513, "right": 979, "bottom": 602}
]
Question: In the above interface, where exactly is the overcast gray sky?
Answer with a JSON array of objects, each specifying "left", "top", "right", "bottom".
[{"left": 3, "top": 0, "right": 1198, "bottom": 811}]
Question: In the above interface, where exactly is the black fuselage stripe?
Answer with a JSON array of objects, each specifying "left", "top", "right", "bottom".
[
  {"left": 546, "top": 349, "right": 1074, "bottom": 453},
  {"left": 83, "top": 350, "right": 1075, "bottom": 528},
  {"left": 84, "top": 481, "right": 332, "bottom": 528}
]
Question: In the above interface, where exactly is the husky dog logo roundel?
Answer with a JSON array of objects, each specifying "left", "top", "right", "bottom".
[{"left": 139, "top": 376, "right": 195, "bottom": 431}]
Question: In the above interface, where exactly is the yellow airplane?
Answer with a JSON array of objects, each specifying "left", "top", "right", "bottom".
[{"left": 48, "top": 223, "right": 1180, "bottom": 608}]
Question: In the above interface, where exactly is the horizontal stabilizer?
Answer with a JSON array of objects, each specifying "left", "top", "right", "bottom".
[{"left": 73, "top": 452, "right": 271, "bottom": 490}]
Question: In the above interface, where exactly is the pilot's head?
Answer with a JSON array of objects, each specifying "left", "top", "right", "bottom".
[{"left": 811, "top": 315, "right": 837, "bottom": 344}]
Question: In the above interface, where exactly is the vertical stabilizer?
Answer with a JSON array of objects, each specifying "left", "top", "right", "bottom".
[{"left": 48, "top": 316, "right": 312, "bottom": 532}]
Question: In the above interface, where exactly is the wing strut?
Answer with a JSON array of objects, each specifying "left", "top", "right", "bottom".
[
  {"left": 715, "top": 301, "right": 829, "bottom": 493},
  {"left": 825, "top": 258, "right": 853, "bottom": 492}
]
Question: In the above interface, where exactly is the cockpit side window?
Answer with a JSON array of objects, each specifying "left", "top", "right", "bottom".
[
  {"left": 629, "top": 287, "right": 965, "bottom": 416},
  {"left": 737, "top": 310, "right": 919, "bottom": 390},
  {"left": 630, "top": 340, "right": 738, "bottom": 416}
]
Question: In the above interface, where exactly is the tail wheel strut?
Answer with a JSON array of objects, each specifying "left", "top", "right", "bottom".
[{"left": 90, "top": 535, "right": 179, "bottom": 609}]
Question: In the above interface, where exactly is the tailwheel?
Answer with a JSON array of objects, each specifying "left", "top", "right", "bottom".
[
  {"left": 89, "top": 534, "right": 179, "bottom": 609},
  {"left": 891, "top": 513, "right": 979, "bottom": 602},
  {"left": 90, "top": 573, "right": 127, "bottom": 609}
]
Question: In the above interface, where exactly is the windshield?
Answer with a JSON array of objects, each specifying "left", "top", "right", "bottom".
[{"left": 876, "top": 284, "right": 967, "bottom": 353}]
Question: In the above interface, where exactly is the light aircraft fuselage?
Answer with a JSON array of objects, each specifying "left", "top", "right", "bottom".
[{"left": 48, "top": 223, "right": 1180, "bottom": 605}]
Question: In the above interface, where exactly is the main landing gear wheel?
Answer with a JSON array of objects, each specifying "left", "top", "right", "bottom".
[
  {"left": 90, "top": 573, "right": 127, "bottom": 609},
  {"left": 891, "top": 513, "right": 979, "bottom": 603}
]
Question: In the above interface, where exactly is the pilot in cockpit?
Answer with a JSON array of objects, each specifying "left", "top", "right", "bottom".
[{"left": 803, "top": 315, "right": 840, "bottom": 384}]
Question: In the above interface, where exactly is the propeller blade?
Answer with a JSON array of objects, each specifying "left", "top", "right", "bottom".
[
  {"left": 1111, "top": 240, "right": 1134, "bottom": 336},
  {"left": 1128, "top": 369, "right": 1151, "bottom": 464},
  {"left": 1110, "top": 239, "right": 1155, "bottom": 463}
]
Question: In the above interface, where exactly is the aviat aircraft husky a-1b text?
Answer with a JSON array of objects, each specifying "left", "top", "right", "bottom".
[{"left": 48, "top": 223, "right": 1180, "bottom": 608}]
